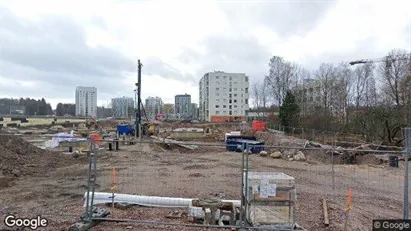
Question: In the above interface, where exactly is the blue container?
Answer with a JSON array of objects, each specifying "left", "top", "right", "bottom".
[
  {"left": 225, "top": 139, "right": 264, "bottom": 154},
  {"left": 117, "top": 124, "right": 133, "bottom": 135}
]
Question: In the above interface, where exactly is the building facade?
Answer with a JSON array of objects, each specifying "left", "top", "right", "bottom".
[
  {"left": 75, "top": 86, "right": 97, "bottom": 117},
  {"left": 145, "top": 96, "right": 164, "bottom": 120},
  {"left": 163, "top": 103, "right": 175, "bottom": 115},
  {"left": 199, "top": 71, "right": 249, "bottom": 121},
  {"left": 191, "top": 103, "right": 198, "bottom": 119},
  {"left": 111, "top": 97, "right": 134, "bottom": 118},
  {"left": 174, "top": 94, "right": 191, "bottom": 117}
]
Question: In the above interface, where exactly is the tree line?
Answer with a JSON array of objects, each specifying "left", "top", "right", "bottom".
[
  {"left": 252, "top": 48, "right": 411, "bottom": 145},
  {"left": 0, "top": 98, "right": 53, "bottom": 116}
]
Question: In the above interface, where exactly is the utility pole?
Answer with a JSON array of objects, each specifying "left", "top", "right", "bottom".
[{"left": 136, "top": 60, "right": 142, "bottom": 137}]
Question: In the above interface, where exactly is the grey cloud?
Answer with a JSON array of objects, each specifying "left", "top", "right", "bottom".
[
  {"left": 143, "top": 57, "right": 196, "bottom": 83},
  {"left": 0, "top": 8, "right": 195, "bottom": 101},
  {"left": 179, "top": 34, "right": 270, "bottom": 83},
  {"left": 218, "top": 1, "right": 336, "bottom": 37}
]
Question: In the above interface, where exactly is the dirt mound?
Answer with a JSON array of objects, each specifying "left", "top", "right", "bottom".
[{"left": 0, "top": 135, "right": 84, "bottom": 181}]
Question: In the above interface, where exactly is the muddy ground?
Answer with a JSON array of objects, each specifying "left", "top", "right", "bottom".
[{"left": 0, "top": 134, "right": 409, "bottom": 231}]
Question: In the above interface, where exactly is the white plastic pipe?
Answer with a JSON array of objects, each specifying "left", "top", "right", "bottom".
[{"left": 84, "top": 192, "right": 241, "bottom": 208}]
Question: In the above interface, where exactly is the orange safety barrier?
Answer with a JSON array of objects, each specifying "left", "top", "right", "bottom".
[
  {"left": 90, "top": 132, "right": 102, "bottom": 145},
  {"left": 252, "top": 120, "right": 266, "bottom": 131}
]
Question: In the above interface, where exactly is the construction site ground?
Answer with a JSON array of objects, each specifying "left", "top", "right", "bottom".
[{"left": 0, "top": 127, "right": 409, "bottom": 231}]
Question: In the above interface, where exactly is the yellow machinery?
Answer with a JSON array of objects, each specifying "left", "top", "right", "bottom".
[{"left": 147, "top": 123, "right": 157, "bottom": 135}]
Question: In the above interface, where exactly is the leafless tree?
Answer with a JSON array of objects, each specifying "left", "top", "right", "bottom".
[
  {"left": 333, "top": 62, "right": 353, "bottom": 122},
  {"left": 265, "top": 56, "right": 297, "bottom": 106},
  {"left": 251, "top": 80, "right": 269, "bottom": 116},
  {"left": 378, "top": 49, "right": 410, "bottom": 106},
  {"left": 353, "top": 62, "right": 375, "bottom": 109},
  {"left": 315, "top": 63, "right": 337, "bottom": 112}
]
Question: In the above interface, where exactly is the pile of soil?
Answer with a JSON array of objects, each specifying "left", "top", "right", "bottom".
[{"left": 0, "top": 135, "right": 83, "bottom": 183}]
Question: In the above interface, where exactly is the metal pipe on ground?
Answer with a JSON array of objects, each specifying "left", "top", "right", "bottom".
[{"left": 84, "top": 192, "right": 241, "bottom": 208}]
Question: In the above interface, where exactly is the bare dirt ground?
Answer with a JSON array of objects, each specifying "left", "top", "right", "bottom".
[{"left": 0, "top": 133, "right": 409, "bottom": 231}]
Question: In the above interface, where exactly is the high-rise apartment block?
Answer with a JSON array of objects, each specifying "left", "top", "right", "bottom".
[
  {"left": 145, "top": 96, "right": 164, "bottom": 120},
  {"left": 111, "top": 97, "right": 134, "bottom": 118},
  {"left": 75, "top": 86, "right": 97, "bottom": 117},
  {"left": 174, "top": 94, "right": 191, "bottom": 117},
  {"left": 199, "top": 71, "right": 249, "bottom": 121}
]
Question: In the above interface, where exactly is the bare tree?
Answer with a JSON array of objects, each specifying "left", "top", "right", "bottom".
[
  {"left": 353, "top": 63, "right": 375, "bottom": 109},
  {"left": 251, "top": 81, "right": 261, "bottom": 111},
  {"left": 379, "top": 49, "right": 410, "bottom": 106},
  {"left": 265, "top": 56, "right": 297, "bottom": 106},
  {"left": 333, "top": 62, "right": 353, "bottom": 122},
  {"left": 315, "top": 63, "right": 337, "bottom": 112}
]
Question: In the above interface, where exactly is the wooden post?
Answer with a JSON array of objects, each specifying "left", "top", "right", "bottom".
[{"left": 322, "top": 199, "right": 329, "bottom": 226}]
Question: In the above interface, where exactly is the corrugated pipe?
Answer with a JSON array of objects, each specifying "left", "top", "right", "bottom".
[{"left": 84, "top": 192, "right": 241, "bottom": 208}]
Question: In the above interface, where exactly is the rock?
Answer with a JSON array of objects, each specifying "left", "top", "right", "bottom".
[
  {"left": 283, "top": 149, "right": 295, "bottom": 158},
  {"left": 270, "top": 151, "right": 282, "bottom": 159},
  {"left": 294, "top": 151, "right": 306, "bottom": 161},
  {"left": 125, "top": 226, "right": 133, "bottom": 230},
  {"left": 11, "top": 169, "right": 21, "bottom": 177},
  {"left": 288, "top": 158, "right": 294, "bottom": 161},
  {"left": 260, "top": 151, "right": 268, "bottom": 156}
]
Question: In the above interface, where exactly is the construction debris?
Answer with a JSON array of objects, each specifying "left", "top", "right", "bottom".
[
  {"left": 322, "top": 199, "right": 329, "bottom": 226},
  {"left": 150, "top": 135, "right": 198, "bottom": 150}
]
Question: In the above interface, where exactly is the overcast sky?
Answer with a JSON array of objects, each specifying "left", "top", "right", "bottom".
[{"left": 0, "top": 0, "right": 410, "bottom": 109}]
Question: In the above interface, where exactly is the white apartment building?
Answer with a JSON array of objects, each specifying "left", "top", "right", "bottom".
[
  {"left": 145, "top": 96, "right": 164, "bottom": 120},
  {"left": 174, "top": 94, "right": 191, "bottom": 117},
  {"left": 199, "top": 71, "right": 249, "bottom": 121},
  {"left": 112, "top": 97, "right": 134, "bottom": 118},
  {"left": 75, "top": 86, "right": 97, "bottom": 117}
]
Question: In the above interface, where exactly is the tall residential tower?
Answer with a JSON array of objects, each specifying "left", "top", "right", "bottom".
[
  {"left": 199, "top": 71, "right": 249, "bottom": 121},
  {"left": 75, "top": 86, "right": 97, "bottom": 117}
]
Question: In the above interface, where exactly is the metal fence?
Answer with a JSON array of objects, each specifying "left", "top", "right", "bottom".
[
  {"left": 77, "top": 128, "right": 411, "bottom": 230},
  {"left": 2, "top": 127, "right": 409, "bottom": 230}
]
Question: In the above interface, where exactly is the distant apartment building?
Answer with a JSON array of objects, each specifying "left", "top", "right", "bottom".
[
  {"left": 293, "top": 78, "right": 346, "bottom": 116},
  {"left": 111, "top": 97, "right": 134, "bottom": 118},
  {"left": 163, "top": 103, "right": 175, "bottom": 114},
  {"left": 199, "top": 71, "right": 249, "bottom": 121},
  {"left": 191, "top": 103, "right": 198, "bottom": 119},
  {"left": 175, "top": 94, "right": 191, "bottom": 117},
  {"left": 145, "top": 96, "right": 163, "bottom": 120},
  {"left": 75, "top": 86, "right": 97, "bottom": 117}
]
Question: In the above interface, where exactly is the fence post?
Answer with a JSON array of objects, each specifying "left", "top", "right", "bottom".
[
  {"left": 403, "top": 128, "right": 411, "bottom": 219},
  {"left": 240, "top": 142, "right": 245, "bottom": 229},
  {"left": 245, "top": 143, "right": 250, "bottom": 226}
]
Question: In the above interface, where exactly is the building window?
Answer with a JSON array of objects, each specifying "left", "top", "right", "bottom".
[
  {"left": 223, "top": 76, "right": 227, "bottom": 79},
  {"left": 245, "top": 88, "right": 248, "bottom": 93},
  {"left": 234, "top": 94, "right": 237, "bottom": 97},
  {"left": 229, "top": 111, "right": 232, "bottom": 115},
  {"left": 215, "top": 105, "right": 219, "bottom": 108},
  {"left": 223, "top": 105, "right": 227, "bottom": 108},
  {"left": 216, "top": 93, "right": 219, "bottom": 96},
  {"left": 216, "top": 88, "right": 219, "bottom": 91},
  {"left": 216, "top": 76, "right": 219, "bottom": 79},
  {"left": 234, "top": 100, "right": 237, "bottom": 103},
  {"left": 245, "top": 99, "right": 248, "bottom": 104},
  {"left": 229, "top": 76, "right": 232, "bottom": 80},
  {"left": 223, "top": 87, "right": 226, "bottom": 91},
  {"left": 229, "top": 94, "right": 232, "bottom": 98},
  {"left": 216, "top": 111, "right": 220, "bottom": 115},
  {"left": 245, "top": 76, "right": 248, "bottom": 82},
  {"left": 223, "top": 99, "right": 227, "bottom": 102},
  {"left": 234, "top": 88, "right": 237, "bottom": 91},
  {"left": 217, "top": 82, "right": 220, "bottom": 85},
  {"left": 229, "top": 100, "right": 232, "bottom": 103},
  {"left": 229, "top": 88, "right": 232, "bottom": 92},
  {"left": 234, "top": 105, "right": 237, "bottom": 108},
  {"left": 216, "top": 99, "right": 220, "bottom": 102},
  {"left": 241, "top": 94, "right": 243, "bottom": 97},
  {"left": 229, "top": 105, "right": 232, "bottom": 109}
]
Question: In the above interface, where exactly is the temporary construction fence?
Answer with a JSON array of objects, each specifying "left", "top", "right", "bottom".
[{"left": 71, "top": 128, "right": 411, "bottom": 230}]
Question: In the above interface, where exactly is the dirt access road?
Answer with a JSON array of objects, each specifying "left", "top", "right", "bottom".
[{"left": 0, "top": 140, "right": 408, "bottom": 231}]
